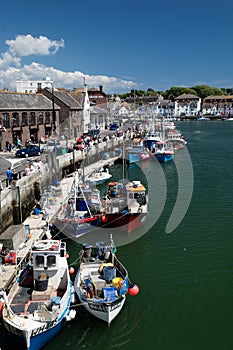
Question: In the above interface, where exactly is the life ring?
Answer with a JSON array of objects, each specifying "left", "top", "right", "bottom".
[{"left": 34, "top": 241, "right": 52, "bottom": 250}]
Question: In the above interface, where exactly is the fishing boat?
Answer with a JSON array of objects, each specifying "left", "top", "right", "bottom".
[
  {"left": 85, "top": 168, "right": 112, "bottom": 184},
  {"left": 166, "top": 129, "right": 187, "bottom": 151},
  {"left": 143, "top": 131, "right": 161, "bottom": 150},
  {"left": 126, "top": 138, "right": 150, "bottom": 163},
  {"left": 0, "top": 239, "right": 75, "bottom": 350},
  {"left": 74, "top": 236, "right": 139, "bottom": 324},
  {"left": 151, "top": 116, "right": 174, "bottom": 163},
  {"left": 152, "top": 141, "right": 174, "bottom": 163},
  {"left": 100, "top": 180, "right": 147, "bottom": 232},
  {"left": 54, "top": 173, "right": 102, "bottom": 239}
]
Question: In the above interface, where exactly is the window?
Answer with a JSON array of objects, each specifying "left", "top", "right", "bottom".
[
  {"left": 37, "top": 112, "right": 44, "bottom": 124},
  {"left": 22, "top": 112, "right": 28, "bottom": 126},
  {"left": 29, "top": 112, "right": 36, "bottom": 125},
  {"left": 12, "top": 113, "right": 19, "bottom": 127},
  {"left": 47, "top": 255, "right": 56, "bottom": 267},
  {"left": 2, "top": 113, "right": 10, "bottom": 128},
  {"left": 36, "top": 255, "right": 44, "bottom": 267}
]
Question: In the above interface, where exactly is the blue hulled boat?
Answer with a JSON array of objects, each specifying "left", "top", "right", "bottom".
[
  {"left": 126, "top": 138, "right": 149, "bottom": 163},
  {"left": 0, "top": 239, "right": 75, "bottom": 350}
]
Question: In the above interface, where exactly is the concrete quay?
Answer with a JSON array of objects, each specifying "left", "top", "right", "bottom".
[{"left": 0, "top": 155, "right": 119, "bottom": 292}]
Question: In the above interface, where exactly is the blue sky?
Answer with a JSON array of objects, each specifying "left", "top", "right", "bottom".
[{"left": 0, "top": 0, "right": 233, "bottom": 94}]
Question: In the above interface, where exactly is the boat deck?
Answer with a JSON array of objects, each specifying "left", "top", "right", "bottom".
[
  {"left": 8, "top": 282, "right": 65, "bottom": 316},
  {"left": 80, "top": 262, "right": 119, "bottom": 298}
]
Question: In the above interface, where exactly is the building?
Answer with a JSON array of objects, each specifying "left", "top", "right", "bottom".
[
  {"left": 0, "top": 92, "right": 60, "bottom": 148},
  {"left": 175, "top": 94, "right": 201, "bottom": 117},
  {"left": 42, "top": 88, "right": 84, "bottom": 139},
  {"left": 202, "top": 95, "right": 233, "bottom": 116},
  {"left": 16, "top": 78, "right": 53, "bottom": 94}
]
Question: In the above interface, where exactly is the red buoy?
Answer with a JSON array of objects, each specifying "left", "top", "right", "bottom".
[
  {"left": 69, "top": 267, "right": 74, "bottom": 275},
  {"left": 101, "top": 215, "right": 108, "bottom": 223},
  {"left": 128, "top": 283, "right": 140, "bottom": 296},
  {"left": 0, "top": 302, "right": 4, "bottom": 319}
]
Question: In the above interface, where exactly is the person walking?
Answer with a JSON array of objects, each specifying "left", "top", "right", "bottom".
[
  {"left": 11, "top": 169, "right": 18, "bottom": 189},
  {"left": 24, "top": 164, "right": 31, "bottom": 176},
  {"left": 6, "top": 167, "right": 13, "bottom": 187},
  {"left": 12, "top": 169, "right": 18, "bottom": 181}
]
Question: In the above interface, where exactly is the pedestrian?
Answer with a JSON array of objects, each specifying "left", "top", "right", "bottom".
[
  {"left": 24, "top": 164, "right": 31, "bottom": 176},
  {"left": 17, "top": 138, "right": 21, "bottom": 149},
  {"left": 11, "top": 169, "right": 18, "bottom": 189},
  {"left": 6, "top": 167, "right": 13, "bottom": 187},
  {"left": 12, "top": 169, "right": 18, "bottom": 181},
  {"left": 0, "top": 179, "right": 3, "bottom": 191},
  {"left": 29, "top": 163, "right": 36, "bottom": 173}
]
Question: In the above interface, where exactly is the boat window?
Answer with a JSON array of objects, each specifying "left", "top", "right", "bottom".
[
  {"left": 47, "top": 255, "right": 56, "bottom": 267},
  {"left": 36, "top": 255, "right": 44, "bottom": 267}
]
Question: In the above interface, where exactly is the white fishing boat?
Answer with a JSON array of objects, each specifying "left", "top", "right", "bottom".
[
  {"left": 54, "top": 172, "right": 102, "bottom": 239},
  {"left": 74, "top": 236, "right": 139, "bottom": 325},
  {"left": 85, "top": 168, "right": 112, "bottom": 184},
  {"left": 126, "top": 138, "right": 150, "bottom": 163},
  {"left": 0, "top": 239, "right": 75, "bottom": 350}
]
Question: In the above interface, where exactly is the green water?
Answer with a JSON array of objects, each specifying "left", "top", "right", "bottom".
[{"left": 2, "top": 121, "right": 233, "bottom": 349}]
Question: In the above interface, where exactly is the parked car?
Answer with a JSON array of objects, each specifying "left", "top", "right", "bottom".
[
  {"left": 15, "top": 145, "right": 41, "bottom": 157},
  {"left": 109, "top": 123, "right": 119, "bottom": 131},
  {"left": 41, "top": 141, "right": 63, "bottom": 155}
]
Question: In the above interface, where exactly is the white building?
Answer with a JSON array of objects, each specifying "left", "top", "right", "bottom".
[
  {"left": 16, "top": 78, "right": 53, "bottom": 93},
  {"left": 175, "top": 94, "right": 201, "bottom": 117}
]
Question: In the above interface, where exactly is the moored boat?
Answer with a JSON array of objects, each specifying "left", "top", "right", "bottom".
[
  {"left": 85, "top": 168, "right": 112, "bottom": 184},
  {"left": 126, "top": 138, "right": 150, "bottom": 163},
  {"left": 54, "top": 172, "right": 102, "bottom": 239},
  {"left": 99, "top": 180, "right": 148, "bottom": 232},
  {"left": 0, "top": 239, "right": 75, "bottom": 350},
  {"left": 152, "top": 141, "right": 174, "bottom": 163},
  {"left": 74, "top": 236, "right": 138, "bottom": 324},
  {"left": 143, "top": 131, "right": 161, "bottom": 150}
]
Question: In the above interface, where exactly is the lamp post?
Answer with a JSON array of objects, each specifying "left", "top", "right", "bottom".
[
  {"left": 51, "top": 82, "right": 56, "bottom": 132},
  {"left": 45, "top": 76, "right": 56, "bottom": 133}
]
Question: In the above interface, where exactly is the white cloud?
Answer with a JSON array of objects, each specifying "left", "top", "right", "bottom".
[
  {"left": 0, "top": 34, "right": 136, "bottom": 93},
  {"left": 6, "top": 34, "right": 65, "bottom": 57}
]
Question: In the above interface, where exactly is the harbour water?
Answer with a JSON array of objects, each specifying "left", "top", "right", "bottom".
[{"left": 2, "top": 121, "right": 233, "bottom": 349}]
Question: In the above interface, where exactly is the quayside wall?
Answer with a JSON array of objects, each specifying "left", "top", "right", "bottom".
[{"left": 0, "top": 138, "right": 123, "bottom": 234}]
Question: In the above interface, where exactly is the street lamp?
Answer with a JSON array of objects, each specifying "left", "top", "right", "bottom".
[{"left": 45, "top": 76, "right": 56, "bottom": 133}]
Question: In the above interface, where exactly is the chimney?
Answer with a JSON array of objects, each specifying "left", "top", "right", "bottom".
[{"left": 99, "top": 85, "right": 103, "bottom": 93}]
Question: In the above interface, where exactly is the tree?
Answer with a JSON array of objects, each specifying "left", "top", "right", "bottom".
[{"left": 191, "top": 85, "right": 226, "bottom": 99}]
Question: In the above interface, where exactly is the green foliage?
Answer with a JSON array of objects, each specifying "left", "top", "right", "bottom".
[
  {"left": 162, "top": 87, "right": 197, "bottom": 99},
  {"left": 191, "top": 85, "right": 226, "bottom": 99},
  {"left": 116, "top": 85, "right": 232, "bottom": 100}
]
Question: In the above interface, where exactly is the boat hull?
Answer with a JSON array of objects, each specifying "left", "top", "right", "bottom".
[
  {"left": 81, "top": 296, "right": 126, "bottom": 324},
  {"left": 128, "top": 152, "right": 149, "bottom": 163},
  {"left": 3, "top": 317, "right": 67, "bottom": 350},
  {"left": 154, "top": 153, "right": 174, "bottom": 162},
  {"left": 54, "top": 215, "right": 101, "bottom": 238},
  {"left": 99, "top": 212, "right": 147, "bottom": 232}
]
